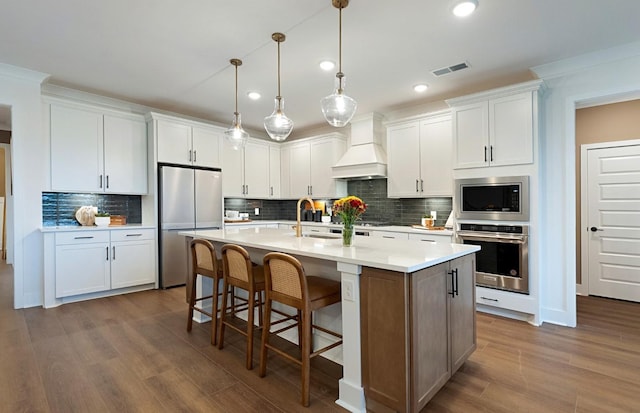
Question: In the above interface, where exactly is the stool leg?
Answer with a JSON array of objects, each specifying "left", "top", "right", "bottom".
[
  {"left": 259, "top": 298, "right": 272, "bottom": 378},
  {"left": 218, "top": 280, "right": 229, "bottom": 350},
  {"left": 246, "top": 287, "right": 255, "bottom": 370},
  {"left": 211, "top": 276, "right": 220, "bottom": 346},
  {"left": 301, "top": 308, "right": 312, "bottom": 407},
  {"left": 187, "top": 273, "right": 197, "bottom": 332}
]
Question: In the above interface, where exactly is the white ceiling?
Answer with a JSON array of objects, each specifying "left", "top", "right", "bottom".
[{"left": 2, "top": 0, "right": 640, "bottom": 137}]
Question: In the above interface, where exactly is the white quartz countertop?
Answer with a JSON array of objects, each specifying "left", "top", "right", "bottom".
[
  {"left": 179, "top": 227, "right": 477, "bottom": 273},
  {"left": 225, "top": 220, "right": 454, "bottom": 236},
  {"left": 40, "top": 224, "right": 156, "bottom": 233}
]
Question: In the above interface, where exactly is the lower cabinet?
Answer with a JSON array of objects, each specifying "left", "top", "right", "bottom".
[
  {"left": 55, "top": 229, "right": 155, "bottom": 298},
  {"left": 360, "top": 254, "right": 476, "bottom": 412}
]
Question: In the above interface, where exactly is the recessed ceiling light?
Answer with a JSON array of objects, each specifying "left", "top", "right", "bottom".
[
  {"left": 319, "top": 60, "right": 336, "bottom": 71},
  {"left": 413, "top": 84, "right": 429, "bottom": 93},
  {"left": 452, "top": 0, "right": 478, "bottom": 17},
  {"left": 247, "top": 91, "right": 261, "bottom": 100}
]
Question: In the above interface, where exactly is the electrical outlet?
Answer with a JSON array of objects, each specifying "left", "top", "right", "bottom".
[
  {"left": 430, "top": 210, "right": 437, "bottom": 220},
  {"left": 343, "top": 279, "right": 355, "bottom": 302},
  {"left": 255, "top": 207, "right": 260, "bottom": 215}
]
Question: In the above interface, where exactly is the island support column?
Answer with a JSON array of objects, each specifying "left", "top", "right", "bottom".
[{"left": 335, "top": 262, "right": 366, "bottom": 413}]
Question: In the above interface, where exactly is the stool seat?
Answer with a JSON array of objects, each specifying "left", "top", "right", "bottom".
[{"left": 306, "top": 276, "right": 341, "bottom": 308}]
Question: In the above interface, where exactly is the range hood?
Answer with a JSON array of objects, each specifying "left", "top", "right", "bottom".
[{"left": 332, "top": 113, "right": 387, "bottom": 179}]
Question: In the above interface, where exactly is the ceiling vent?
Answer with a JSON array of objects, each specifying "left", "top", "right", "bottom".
[{"left": 431, "top": 61, "right": 470, "bottom": 77}]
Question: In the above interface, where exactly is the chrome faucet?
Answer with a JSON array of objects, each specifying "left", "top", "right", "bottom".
[{"left": 295, "top": 197, "right": 316, "bottom": 237}]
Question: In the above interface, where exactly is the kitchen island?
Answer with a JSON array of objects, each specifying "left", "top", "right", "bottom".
[{"left": 179, "top": 227, "right": 479, "bottom": 413}]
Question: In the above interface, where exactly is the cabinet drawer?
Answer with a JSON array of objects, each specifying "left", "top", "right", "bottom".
[
  {"left": 371, "top": 231, "right": 408, "bottom": 240},
  {"left": 56, "top": 230, "right": 110, "bottom": 245},
  {"left": 110, "top": 228, "right": 155, "bottom": 242},
  {"left": 408, "top": 233, "right": 452, "bottom": 243}
]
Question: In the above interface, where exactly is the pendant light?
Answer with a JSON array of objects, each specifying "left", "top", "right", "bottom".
[
  {"left": 264, "top": 32, "right": 294, "bottom": 141},
  {"left": 223, "top": 58, "right": 249, "bottom": 150},
  {"left": 320, "top": 0, "right": 357, "bottom": 127}
]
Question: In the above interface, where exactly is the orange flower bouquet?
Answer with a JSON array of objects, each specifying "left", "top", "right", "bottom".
[{"left": 333, "top": 196, "right": 367, "bottom": 246}]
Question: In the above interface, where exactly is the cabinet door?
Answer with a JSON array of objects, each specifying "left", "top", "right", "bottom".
[
  {"left": 408, "top": 233, "right": 452, "bottom": 244},
  {"left": 449, "top": 254, "right": 477, "bottom": 373},
  {"left": 244, "top": 141, "right": 270, "bottom": 198},
  {"left": 411, "top": 263, "right": 451, "bottom": 410},
  {"left": 192, "top": 126, "right": 222, "bottom": 168},
  {"left": 222, "top": 138, "right": 245, "bottom": 197},
  {"left": 419, "top": 117, "right": 453, "bottom": 196},
  {"left": 309, "top": 139, "right": 344, "bottom": 198},
  {"left": 50, "top": 104, "right": 103, "bottom": 192},
  {"left": 103, "top": 114, "right": 148, "bottom": 194},
  {"left": 157, "top": 119, "right": 191, "bottom": 165},
  {"left": 289, "top": 143, "right": 311, "bottom": 197},
  {"left": 55, "top": 242, "right": 110, "bottom": 297},
  {"left": 452, "top": 102, "right": 489, "bottom": 169},
  {"left": 110, "top": 239, "right": 155, "bottom": 289},
  {"left": 269, "top": 146, "right": 281, "bottom": 198},
  {"left": 370, "top": 231, "right": 408, "bottom": 240},
  {"left": 387, "top": 122, "right": 421, "bottom": 197},
  {"left": 489, "top": 93, "right": 533, "bottom": 166}
]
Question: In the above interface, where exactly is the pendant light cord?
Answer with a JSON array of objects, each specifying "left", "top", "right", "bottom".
[
  {"left": 277, "top": 39, "right": 282, "bottom": 99},
  {"left": 234, "top": 63, "right": 239, "bottom": 115}
]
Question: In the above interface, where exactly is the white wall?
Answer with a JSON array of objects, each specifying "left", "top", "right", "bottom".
[
  {"left": 0, "top": 64, "right": 49, "bottom": 308},
  {"left": 533, "top": 42, "right": 640, "bottom": 326}
]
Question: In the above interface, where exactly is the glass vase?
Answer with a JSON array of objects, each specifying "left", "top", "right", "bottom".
[{"left": 342, "top": 225, "right": 354, "bottom": 247}]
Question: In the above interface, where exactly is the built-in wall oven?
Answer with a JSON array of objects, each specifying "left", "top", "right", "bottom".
[{"left": 457, "top": 223, "right": 529, "bottom": 294}]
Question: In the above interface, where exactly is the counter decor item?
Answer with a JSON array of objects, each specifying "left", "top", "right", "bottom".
[
  {"left": 333, "top": 195, "right": 367, "bottom": 247},
  {"left": 421, "top": 214, "right": 434, "bottom": 228},
  {"left": 94, "top": 212, "right": 110, "bottom": 226},
  {"left": 75, "top": 206, "right": 97, "bottom": 226},
  {"left": 109, "top": 215, "right": 127, "bottom": 225}
]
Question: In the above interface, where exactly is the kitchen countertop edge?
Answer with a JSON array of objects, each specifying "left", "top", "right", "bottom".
[{"left": 40, "top": 224, "right": 156, "bottom": 233}]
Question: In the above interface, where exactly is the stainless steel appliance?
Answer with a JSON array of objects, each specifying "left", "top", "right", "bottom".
[
  {"left": 456, "top": 176, "right": 529, "bottom": 221},
  {"left": 457, "top": 223, "right": 529, "bottom": 294},
  {"left": 158, "top": 164, "right": 223, "bottom": 288}
]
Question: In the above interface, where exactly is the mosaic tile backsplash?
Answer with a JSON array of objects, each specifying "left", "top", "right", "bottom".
[
  {"left": 224, "top": 178, "right": 452, "bottom": 227},
  {"left": 42, "top": 192, "right": 142, "bottom": 226}
]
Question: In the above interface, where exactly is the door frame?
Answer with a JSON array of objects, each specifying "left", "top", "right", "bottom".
[{"left": 579, "top": 138, "right": 640, "bottom": 296}]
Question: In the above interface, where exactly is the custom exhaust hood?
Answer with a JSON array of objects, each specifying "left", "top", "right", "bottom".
[{"left": 331, "top": 113, "right": 387, "bottom": 179}]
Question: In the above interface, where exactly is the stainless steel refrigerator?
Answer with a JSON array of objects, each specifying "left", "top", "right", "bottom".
[{"left": 158, "top": 164, "right": 223, "bottom": 288}]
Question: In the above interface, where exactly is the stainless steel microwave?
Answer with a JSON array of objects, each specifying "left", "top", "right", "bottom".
[{"left": 455, "top": 176, "right": 529, "bottom": 221}]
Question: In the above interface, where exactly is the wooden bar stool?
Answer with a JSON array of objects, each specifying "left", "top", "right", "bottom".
[
  {"left": 187, "top": 239, "right": 224, "bottom": 345},
  {"left": 259, "top": 252, "right": 343, "bottom": 407},
  {"left": 218, "top": 244, "right": 266, "bottom": 370}
]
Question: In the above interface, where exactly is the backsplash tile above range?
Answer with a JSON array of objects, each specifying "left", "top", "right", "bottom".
[
  {"left": 42, "top": 192, "right": 142, "bottom": 226},
  {"left": 225, "top": 178, "right": 452, "bottom": 227}
]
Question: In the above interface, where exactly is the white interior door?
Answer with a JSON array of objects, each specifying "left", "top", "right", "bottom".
[{"left": 586, "top": 143, "right": 640, "bottom": 301}]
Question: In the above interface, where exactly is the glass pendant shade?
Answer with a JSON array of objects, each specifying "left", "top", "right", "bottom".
[
  {"left": 321, "top": 75, "right": 357, "bottom": 127},
  {"left": 264, "top": 97, "right": 293, "bottom": 141},
  {"left": 224, "top": 112, "right": 249, "bottom": 150}
]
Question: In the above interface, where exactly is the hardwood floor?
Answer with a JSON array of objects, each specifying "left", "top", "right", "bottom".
[{"left": 1, "top": 261, "right": 640, "bottom": 412}]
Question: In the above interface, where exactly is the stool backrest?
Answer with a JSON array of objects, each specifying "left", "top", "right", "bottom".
[
  {"left": 191, "top": 239, "right": 218, "bottom": 278},
  {"left": 221, "top": 244, "right": 253, "bottom": 284},
  {"left": 263, "top": 252, "right": 308, "bottom": 309}
]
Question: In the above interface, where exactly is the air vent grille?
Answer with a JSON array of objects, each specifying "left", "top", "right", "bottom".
[{"left": 431, "top": 61, "right": 470, "bottom": 77}]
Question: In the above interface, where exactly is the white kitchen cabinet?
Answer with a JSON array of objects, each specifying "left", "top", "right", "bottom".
[
  {"left": 281, "top": 133, "right": 347, "bottom": 199},
  {"left": 408, "top": 232, "right": 453, "bottom": 244},
  {"left": 55, "top": 231, "right": 111, "bottom": 298},
  {"left": 269, "top": 146, "right": 281, "bottom": 198},
  {"left": 448, "top": 80, "right": 542, "bottom": 169},
  {"left": 370, "top": 230, "right": 408, "bottom": 240},
  {"left": 153, "top": 114, "right": 222, "bottom": 168},
  {"left": 54, "top": 229, "right": 156, "bottom": 298},
  {"left": 110, "top": 229, "right": 155, "bottom": 289},
  {"left": 387, "top": 112, "right": 452, "bottom": 198},
  {"left": 222, "top": 138, "right": 272, "bottom": 198},
  {"left": 50, "top": 102, "right": 148, "bottom": 194}
]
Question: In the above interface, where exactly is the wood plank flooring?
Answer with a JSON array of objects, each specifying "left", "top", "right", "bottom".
[{"left": 2, "top": 261, "right": 640, "bottom": 412}]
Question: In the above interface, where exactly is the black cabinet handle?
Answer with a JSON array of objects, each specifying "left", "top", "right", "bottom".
[
  {"left": 484, "top": 146, "right": 487, "bottom": 162},
  {"left": 99, "top": 174, "right": 103, "bottom": 188},
  {"left": 490, "top": 146, "right": 494, "bottom": 162},
  {"left": 590, "top": 227, "right": 603, "bottom": 232},
  {"left": 106, "top": 246, "right": 109, "bottom": 261},
  {"left": 112, "top": 246, "right": 116, "bottom": 260},
  {"left": 454, "top": 268, "right": 459, "bottom": 296},
  {"left": 480, "top": 296, "right": 498, "bottom": 302},
  {"left": 106, "top": 175, "right": 109, "bottom": 189},
  {"left": 74, "top": 236, "right": 94, "bottom": 240},
  {"left": 447, "top": 270, "right": 455, "bottom": 297}
]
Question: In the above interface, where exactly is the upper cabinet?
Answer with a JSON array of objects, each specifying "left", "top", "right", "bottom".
[
  {"left": 222, "top": 138, "right": 276, "bottom": 198},
  {"left": 152, "top": 114, "right": 222, "bottom": 168},
  {"left": 280, "top": 133, "right": 347, "bottom": 199},
  {"left": 447, "top": 80, "right": 543, "bottom": 170},
  {"left": 386, "top": 112, "right": 452, "bottom": 198},
  {"left": 49, "top": 101, "right": 148, "bottom": 194}
]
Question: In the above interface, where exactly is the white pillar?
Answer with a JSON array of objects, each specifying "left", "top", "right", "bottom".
[{"left": 335, "top": 261, "right": 366, "bottom": 413}]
